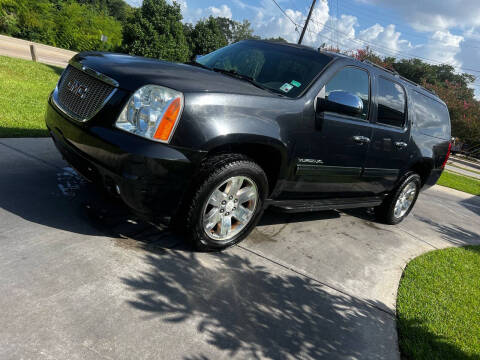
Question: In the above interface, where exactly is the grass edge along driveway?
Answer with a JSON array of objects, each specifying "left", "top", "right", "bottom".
[
  {"left": 0, "top": 55, "right": 61, "bottom": 137},
  {"left": 397, "top": 246, "right": 480, "bottom": 360},
  {"left": 437, "top": 170, "right": 480, "bottom": 196}
]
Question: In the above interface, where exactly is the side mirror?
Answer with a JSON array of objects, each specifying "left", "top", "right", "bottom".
[
  {"left": 194, "top": 54, "right": 203, "bottom": 62},
  {"left": 317, "top": 90, "right": 363, "bottom": 117}
]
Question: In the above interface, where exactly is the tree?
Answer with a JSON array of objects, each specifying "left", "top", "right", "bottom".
[
  {"left": 231, "top": 19, "right": 256, "bottom": 43},
  {"left": 121, "top": 0, "right": 190, "bottom": 62},
  {"left": 0, "top": 0, "right": 56, "bottom": 44},
  {"left": 425, "top": 80, "right": 480, "bottom": 145},
  {"left": 187, "top": 16, "right": 227, "bottom": 56},
  {"left": 55, "top": 2, "right": 122, "bottom": 51},
  {"left": 0, "top": 0, "right": 123, "bottom": 51},
  {"left": 265, "top": 37, "right": 288, "bottom": 43},
  {"left": 76, "top": 0, "right": 133, "bottom": 22},
  {"left": 213, "top": 17, "right": 257, "bottom": 44}
]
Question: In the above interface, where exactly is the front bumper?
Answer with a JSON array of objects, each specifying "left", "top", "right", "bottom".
[{"left": 45, "top": 98, "right": 205, "bottom": 220}]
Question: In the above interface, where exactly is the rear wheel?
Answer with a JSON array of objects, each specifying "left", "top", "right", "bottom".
[
  {"left": 375, "top": 173, "right": 421, "bottom": 224},
  {"left": 181, "top": 154, "right": 268, "bottom": 251}
]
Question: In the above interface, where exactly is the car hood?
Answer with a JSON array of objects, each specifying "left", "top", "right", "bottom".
[{"left": 70, "top": 52, "right": 271, "bottom": 96}]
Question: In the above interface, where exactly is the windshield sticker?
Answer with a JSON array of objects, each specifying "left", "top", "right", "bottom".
[
  {"left": 280, "top": 83, "right": 294, "bottom": 93},
  {"left": 291, "top": 80, "right": 301, "bottom": 88}
]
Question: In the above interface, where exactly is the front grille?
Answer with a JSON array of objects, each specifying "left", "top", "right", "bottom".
[{"left": 56, "top": 66, "right": 115, "bottom": 121}]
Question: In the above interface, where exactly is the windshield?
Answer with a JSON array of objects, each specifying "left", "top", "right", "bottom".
[{"left": 195, "top": 41, "right": 332, "bottom": 98}]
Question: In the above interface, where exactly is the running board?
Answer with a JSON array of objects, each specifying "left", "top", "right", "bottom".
[{"left": 266, "top": 197, "right": 383, "bottom": 213}]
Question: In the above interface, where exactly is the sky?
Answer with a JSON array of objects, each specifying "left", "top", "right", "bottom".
[{"left": 126, "top": 0, "right": 480, "bottom": 97}]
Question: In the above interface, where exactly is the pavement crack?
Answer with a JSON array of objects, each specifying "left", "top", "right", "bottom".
[
  {"left": 236, "top": 244, "right": 396, "bottom": 318},
  {"left": 397, "top": 227, "right": 439, "bottom": 249}
]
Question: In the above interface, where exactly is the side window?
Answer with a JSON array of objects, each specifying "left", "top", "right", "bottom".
[
  {"left": 324, "top": 67, "right": 370, "bottom": 119},
  {"left": 413, "top": 91, "right": 451, "bottom": 139},
  {"left": 377, "top": 77, "right": 406, "bottom": 127}
]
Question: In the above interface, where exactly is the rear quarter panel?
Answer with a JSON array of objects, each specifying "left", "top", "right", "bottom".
[{"left": 409, "top": 91, "right": 451, "bottom": 189}]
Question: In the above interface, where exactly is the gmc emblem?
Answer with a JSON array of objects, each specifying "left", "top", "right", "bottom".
[{"left": 67, "top": 79, "right": 88, "bottom": 99}]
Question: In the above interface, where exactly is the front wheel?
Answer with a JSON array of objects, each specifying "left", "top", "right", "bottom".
[
  {"left": 375, "top": 173, "right": 421, "bottom": 225},
  {"left": 182, "top": 154, "right": 268, "bottom": 251}
]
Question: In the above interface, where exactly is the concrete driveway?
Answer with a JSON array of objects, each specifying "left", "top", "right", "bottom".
[{"left": 1, "top": 138, "right": 479, "bottom": 360}]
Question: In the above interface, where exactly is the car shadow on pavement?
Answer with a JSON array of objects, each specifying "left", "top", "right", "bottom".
[
  {"left": 84, "top": 196, "right": 344, "bottom": 253},
  {"left": 259, "top": 209, "right": 341, "bottom": 226},
  {"left": 120, "top": 249, "right": 395, "bottom": 360}
]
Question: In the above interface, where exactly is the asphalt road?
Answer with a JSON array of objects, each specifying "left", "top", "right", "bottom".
[
  {"left": 1, "top": 138, "right": 479, "bottom": 360},
  {"left": 0, "top": 34, "right": 75, "bottom": 67}
]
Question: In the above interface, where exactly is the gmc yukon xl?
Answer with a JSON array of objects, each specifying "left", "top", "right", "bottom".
[{"left": 45, "top": 40, "right": 452, "bottom": 250}]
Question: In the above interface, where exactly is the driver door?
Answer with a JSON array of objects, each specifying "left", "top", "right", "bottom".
[{"left": 292, "top": 66, "right": 373, "bottom": 199}]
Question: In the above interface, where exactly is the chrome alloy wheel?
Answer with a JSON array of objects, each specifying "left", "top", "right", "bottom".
[
  {"left": 393, "top": 182, "right": 417, "bottom": 219},
  {"left": 202, "top": 176, "right": 258, "bottom": 242}
]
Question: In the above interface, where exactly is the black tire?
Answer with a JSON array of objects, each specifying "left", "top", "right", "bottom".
[
  {"left": 179, "top": 154, "right": 268, "bottom": 251},
  {"left": 374, "top": 173, "right": 421, "bottom": 225}
]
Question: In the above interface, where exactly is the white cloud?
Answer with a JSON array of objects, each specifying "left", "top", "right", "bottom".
[
  {"left": 252, "top": 0, "right": 330, "bottom": 44},
  {"left": 412, "top": 30, "right": 464, "bottom": 69},
  {"left": 253, "top": 9, "right": 303, "bottom": 43},
  {"left": 208, "top": 5, "right": 232, "bottom": 19},
  {"left": 451, "top": 30, "right": 480, "bottom": 97},
  {"left": 359, "top": 0, "right": 480, "bottom": 32},
  {"left": 177, "top": 2, "right": 232, "bottom": 23},
  {"left": 359, "top": 24, "right": 412, "bottom": 53}
]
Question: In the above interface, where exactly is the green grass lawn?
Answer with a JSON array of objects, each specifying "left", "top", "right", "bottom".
[
  {"left": 0, "top": 56, "right": 62, "bottom": 137},
  {"left": 397, "top": 246, "right": 480, "bottom": 359},
  {"left": 437, "top": 170, "right": 480, "bottom": 196}
]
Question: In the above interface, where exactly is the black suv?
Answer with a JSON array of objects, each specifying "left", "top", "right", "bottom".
[{"left": 46, "top": 40, "right": 451, "bottom": 250}]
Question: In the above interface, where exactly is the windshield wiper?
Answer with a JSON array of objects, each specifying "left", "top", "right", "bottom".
[
  {"left": 212, "top": 68, "right": 285, "bottom": 96},
  {"left": 186, "top": 61, "right": 211, "bottom": 70}
]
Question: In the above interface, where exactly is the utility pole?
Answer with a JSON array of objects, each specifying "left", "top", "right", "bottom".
[{"left": 298, "top": 0, "right": 317, "bottom": 45}]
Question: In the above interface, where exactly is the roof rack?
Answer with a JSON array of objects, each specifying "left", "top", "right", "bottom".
[
  {"left": 318, "top": 48, "right": 350, "bottom": 58},
  {"left": 398, "top": 75, "right": 437, "bottom": 95},
  {"left": 362, "top": 60, "right": 438, "bottom": 96},
  {"left": 362, "top": 59, "right": 399, "bottom": 75},
  {"left": 398, "top": 75, "right": 417, "bottom": 87}
]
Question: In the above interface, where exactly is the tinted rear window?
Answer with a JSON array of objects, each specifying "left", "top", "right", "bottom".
[
  {"left": 376, "top": 77, "right": 406, "bottom": 127},
  {"left": 413, "top": 91, "right": 451, "bottom": 139}
]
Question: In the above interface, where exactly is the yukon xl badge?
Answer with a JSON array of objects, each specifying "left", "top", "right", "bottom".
[
  {"left": 298, "top": 158, "right": 324, "bottom": 165},
  {"left": 67, "top": 79, "right": 88, "bottom": 99}
]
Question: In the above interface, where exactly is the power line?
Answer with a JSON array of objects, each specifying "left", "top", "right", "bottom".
[
  {"left": 270, "top": 0, "right": 480, "bottom": 79},
  {"left": 336, "top": 0, "right": 480, "bottom": 51},
  {"left": 270, "top": 0, "right": 301, "bottom": 31},
  {"left": 310, "top": 18, "right": 480, "bottom": 74}
]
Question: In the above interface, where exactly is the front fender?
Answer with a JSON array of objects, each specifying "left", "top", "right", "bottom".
[{"left": 171, "top": 92, "right": 302, "bottom": 150}]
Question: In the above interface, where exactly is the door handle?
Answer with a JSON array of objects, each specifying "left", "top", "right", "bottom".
[
  {"left": 353, "top": 135, "right": 371, "bottom": 145},
  {"left": 394, "top": 141, "right": 408, "bottom": 149}
]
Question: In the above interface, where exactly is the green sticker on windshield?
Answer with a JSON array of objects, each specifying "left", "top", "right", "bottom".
[
  {"left": 291, "top": 80, "right": 301, "bottom": 87},
  {"left": 280, "top": 83, "right": 294, "bottom": 93}
]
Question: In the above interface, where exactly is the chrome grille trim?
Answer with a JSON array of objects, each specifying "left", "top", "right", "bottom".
[
  {"left": 68, "top": 59, "right": 119, "bottom": 88},
  {"left": 52, "top": 62, "right": 118, "bottom": 122}
]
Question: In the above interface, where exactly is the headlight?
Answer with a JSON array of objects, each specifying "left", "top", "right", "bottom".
[{"left": 115, "top": 85, "right": 183, "bottom": 143}]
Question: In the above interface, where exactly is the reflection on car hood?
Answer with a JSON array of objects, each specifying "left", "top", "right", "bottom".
[{"left": 71, "top": 52, "right": 271, "bottom": 96}]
